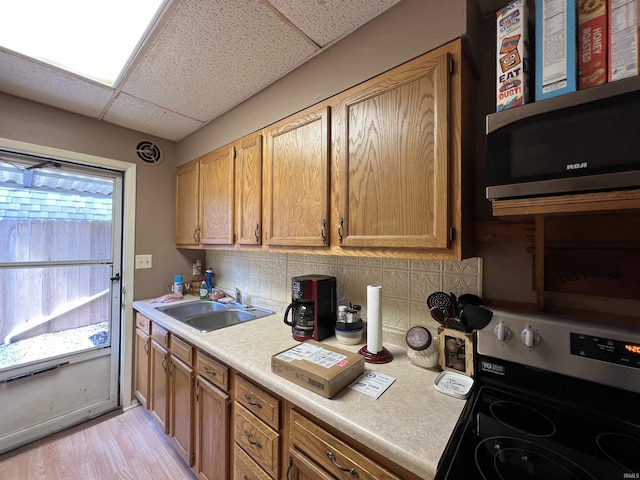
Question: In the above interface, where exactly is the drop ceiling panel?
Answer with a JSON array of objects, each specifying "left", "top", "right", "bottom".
[
  {"left": 104, "top": 92, "right": 203, "bottom": 142},
  {"left": 121, "top": 0, "right": 319, "bottom": 123},
  {"left": 268, "top": 0, "right": 401, "bottom": 46},
  {"left": 0, "top": 50, "right": 113, "bottom": 118}
]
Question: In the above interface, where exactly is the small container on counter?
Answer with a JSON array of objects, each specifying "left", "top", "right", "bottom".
[
  {"left": 173, "top": 275, "right": 183, "bottom": 296},
  {"left": 335, "top": 305, "right": 363, "bottom": 345},
  {"left": 406, "top": 326, "right": 439, "bottom": 369}
]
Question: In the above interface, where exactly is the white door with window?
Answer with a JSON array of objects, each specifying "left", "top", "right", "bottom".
[{"left": 0, "top": 151, "right": 123, "bottom": 455}]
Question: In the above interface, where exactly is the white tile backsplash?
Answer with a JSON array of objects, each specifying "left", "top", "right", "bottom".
[{"left": 207, "top": 251, "right": 482, "bottom": 333}]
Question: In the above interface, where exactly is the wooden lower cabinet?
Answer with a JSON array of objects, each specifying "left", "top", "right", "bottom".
[
  {"left": 133, "top": 314, "right": 151, "bottom": 408},
  {"left": 169, "top": 350, "right": 195, "bottom": 466},
  {"left": 194, "top": 374, "right": 230, "bottom": 480},
  {"left": 286, "top": 447, "right": 334, "bottom": 480},
  {"left": 233, "top": 374, "right": 281, "bottom": 479},
  {"left": 234, "top": 443, "right": 272, "bottom": 480},
  {"left": 289, "top": 409, "right": 404, "bottom": 480},
  {"left": 149, "top": 329, "right": 169, "bottom": 434}
]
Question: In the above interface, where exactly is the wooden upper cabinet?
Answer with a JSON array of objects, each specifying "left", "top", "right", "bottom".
[
  {"left": 236, "top": 133, "right": 263, "bottom": 245},
  {"left": 332, "top": 49, "right": 452, "bottom": 250},
  {"left": 199, "top": 145, "right": 235, "bottom": 245},
  {"left": 264, "top": 105, "right": 330, "bottom": 247},
  {"left": 175, "top": 161, "right": 200, "bottom": 246}
]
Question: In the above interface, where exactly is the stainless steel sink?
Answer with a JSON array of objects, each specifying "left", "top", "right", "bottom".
[{"left": 155, "top": 300, "right": 275, "bottom": 333}]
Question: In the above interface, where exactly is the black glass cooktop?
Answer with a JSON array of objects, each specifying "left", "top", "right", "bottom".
[{"left": 437, "top": 384, "right": 640, "bottom": 480}]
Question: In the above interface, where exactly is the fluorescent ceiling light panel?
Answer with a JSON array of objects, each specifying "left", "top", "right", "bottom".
[{"left": 0, "top": 0, "right": 165, "bottom": 86}]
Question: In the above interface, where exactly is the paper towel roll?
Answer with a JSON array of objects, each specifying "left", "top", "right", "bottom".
[{"left": 367, "top": 285, "right": 383, "bottom": 353}]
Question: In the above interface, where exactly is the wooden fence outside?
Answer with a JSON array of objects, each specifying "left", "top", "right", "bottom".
[{"left": 0, "top": 219, "right": 111, "bottom": 343}]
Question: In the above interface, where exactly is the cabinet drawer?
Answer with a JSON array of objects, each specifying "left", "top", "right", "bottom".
[
  {"left": 233, "top": 443, "right": 272, "bottom": 480},
  {"left": 170, "top": 335, "right": 193, "bottom": 366},
  {"left": 235, "top": 375, "right": 280, "bottom": 430},
  {"left": 150, "top": 323, "right": 169, "bottom": 348},
  {"left": 290, "top": 410, "right": 402, "bottom": 480},
  {"left": 234, "top": 403, "right": 279, "bottom": 479},
  {"left": 135, "top": 313, "right": 151, "bottom": 334},
  {"left": 196, "top": 351, "right": 228, "bottom": 391}
]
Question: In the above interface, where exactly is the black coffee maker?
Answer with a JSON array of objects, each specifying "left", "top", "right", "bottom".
[{"left": 284, "top": 275, "right": 336, "bottom": 341}]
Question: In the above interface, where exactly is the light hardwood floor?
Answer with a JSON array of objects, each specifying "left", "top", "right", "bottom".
[{"left": 0, "top": 406, "right": 196, "bottom": 479}]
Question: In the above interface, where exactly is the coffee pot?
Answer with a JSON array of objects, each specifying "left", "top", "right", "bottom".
[{"left": 283, "top": 275, "right": 336, "bottom": 341}]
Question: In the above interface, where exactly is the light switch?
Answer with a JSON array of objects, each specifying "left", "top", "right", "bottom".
[{"left": 135, "top": 254, "right": 152, "bottom": 269}]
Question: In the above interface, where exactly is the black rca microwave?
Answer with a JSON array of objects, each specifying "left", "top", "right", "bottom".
[{"left": 486, "top": 75, "right": 640, "bottom": 200}]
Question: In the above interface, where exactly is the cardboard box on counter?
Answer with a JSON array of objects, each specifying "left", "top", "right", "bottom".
[
  {"left": 496, "top": 0, "right": 532, "bottom": 110},
  {"left": 578, "top": 0, "right": 608, "bottom": 89},
  {"left": 609, "top": 0, "right": 639, "bottom": 81},
  {"left": 271, "top": 340, "right": 365, "bottom": 398},
  {"left": 536, "top": 0, "right": 577, "bottom": 100}
]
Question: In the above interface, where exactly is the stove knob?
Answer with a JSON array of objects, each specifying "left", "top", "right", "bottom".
[
  {"left": 521, "top": 326, "right": 541, "bottom": 347},
  {"left": 493, "top": 322, "right": 512, "bottom": 342}
]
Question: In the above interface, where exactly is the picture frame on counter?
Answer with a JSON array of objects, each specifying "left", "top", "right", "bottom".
[{"left": 438, "top": 327, "right": 476, "bottom": 378}]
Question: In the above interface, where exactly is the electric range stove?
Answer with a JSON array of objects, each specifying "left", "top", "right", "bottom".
[{"left": 436, "top": 308, "right": 640, "bottom": 480}]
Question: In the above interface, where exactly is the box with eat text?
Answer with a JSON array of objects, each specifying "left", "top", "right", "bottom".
[
  {"left": 536, "top": 0, "right": 578, "bottom": 100},
  {"left": 609, "top": 0, "right": 639, "bottom": 81},
  {"left": 271, "top": 340, "right": 365, "bottom": 398},
  {"left": 578, "top": 0, "right": 608, "bottom": 89},
  {"left": 496, "top": 0, "right": 532, "bottom": 111}
]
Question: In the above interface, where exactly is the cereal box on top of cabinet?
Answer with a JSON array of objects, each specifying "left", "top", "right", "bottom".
[
  {"left": 496, "top": 0, "right": 532, "bottom": 111},
  {"left": 609, "top": 0, "right": 639, "bottom": 81},
  {"left": 535, "top": 0, "right": 578, "bottom": 100},
  {"left": 578, "top": 0, "right": 608, "bottom": 89}
]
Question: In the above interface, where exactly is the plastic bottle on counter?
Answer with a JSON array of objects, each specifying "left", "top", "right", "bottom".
[
  {"left": 174, "top": 275, "right": 183, "bottom": 296},
  {"left": 199, "top": 281, "right": 209, "bottom": 300},
  {"left": 205, "top": 269, "right": 214, "bottom": 292},
  {"left": 337, "top": 305, "right": 347, "bottom": 324}
]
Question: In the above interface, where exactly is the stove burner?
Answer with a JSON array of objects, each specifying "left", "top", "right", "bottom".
[
  {"left": 596, "top": 433, "right": 640, "bottom": 472},
  {"left": 489, "top": 401, "right": 556, "bottom": 437},
  {"left": 475, "top": 437, "right": 597, "bottom": 480}
]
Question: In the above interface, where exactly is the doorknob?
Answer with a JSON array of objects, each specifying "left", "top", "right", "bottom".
[{"left": 110, "top": 273, "right": 121, "bottom": 282}]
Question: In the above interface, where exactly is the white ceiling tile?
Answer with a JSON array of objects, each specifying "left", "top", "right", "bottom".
[
  {"left": 268, "top": 0, "right": 401, "bottom": 46},
  {"left": 0, "top": 50, "right": 113, "bottom": 118},
  {"left": 104, "top": 93, "right": 203, "bottom": 142},
  {"left": 120, "top": 0, "right": 319, "bottom": 123}
]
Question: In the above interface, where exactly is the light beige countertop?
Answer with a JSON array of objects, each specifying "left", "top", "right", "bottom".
[{"left": 132, "top": 296, "right": 467, "bottom": 480}]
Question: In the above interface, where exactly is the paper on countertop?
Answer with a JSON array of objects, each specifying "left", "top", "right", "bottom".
[{"left": 349, "top": 371, "right": 396, "bottom": 399}]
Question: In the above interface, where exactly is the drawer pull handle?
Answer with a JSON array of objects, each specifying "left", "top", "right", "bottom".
[
  {"left": 203, "top": 366, "right": 217, "bottom": 377},
  {"left": 244, "top": 431, "right": 262, "bottom": 448},
  {"left": 327, "top": 451, "right": 359, "bottom": 478},
  {"left": 244, "top": 393, "right": 262, "bottom": 408}
]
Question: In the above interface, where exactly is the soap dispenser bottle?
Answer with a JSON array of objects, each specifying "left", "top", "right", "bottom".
[{"left": 199, "top": 281, "right": 209, "bottom": 300}]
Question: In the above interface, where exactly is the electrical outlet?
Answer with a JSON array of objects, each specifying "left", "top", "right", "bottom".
[{"left": 135, "top": 254, "right": 152, "bottom": 269}]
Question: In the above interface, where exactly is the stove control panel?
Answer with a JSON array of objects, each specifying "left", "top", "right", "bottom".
[
  {"left": 478, "top": 308, "right": 640, "bottom": 394},
  {"left": 570, "top": 333, "right": 640, "bottom": 369}
]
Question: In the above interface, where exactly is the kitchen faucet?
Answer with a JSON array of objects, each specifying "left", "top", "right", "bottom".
[{"left": 235, "top": 287, "right": 242, "bottom": 305}]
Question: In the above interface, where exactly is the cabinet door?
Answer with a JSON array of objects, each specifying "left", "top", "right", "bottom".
[
  {"left": 149, "top": 340, "right": 169, "bottom": 434},
  {"left": 200, "top": 145, "right": 235, "bottom": 245},
  {"left": 134, "top": 327, "right": 150, "bottom": 409},
  {"left": 264, "top": 105, "right": 330, "bottom": 247},
  {"left": 333, "top": 51, "right": 451, "bottom": 249},
  {"left": 236, "top": 133, "right": 263, "bottom": 245},
  {"left": 170, "top": 355, "right": 194, "bottom": 467},
  {"left": 287, "top": 447, "right": 334, "bottom": 480},
  {"left": 194, "top": 375, "right": 230, "bottom": 480},
  {"left": 176, "top": 161, "right": 200, "bottom": 246}
]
